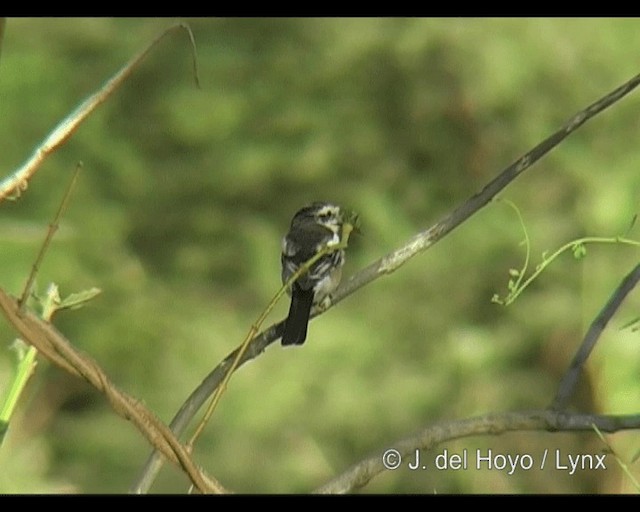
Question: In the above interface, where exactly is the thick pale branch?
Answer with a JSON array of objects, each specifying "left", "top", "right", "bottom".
[{"left": 315, "top": 410, "right": 640, "bottom": 494}]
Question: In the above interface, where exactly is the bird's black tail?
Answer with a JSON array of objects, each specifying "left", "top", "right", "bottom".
[{"left": 281, "top": 288, "right": 314, "bottom": 346}]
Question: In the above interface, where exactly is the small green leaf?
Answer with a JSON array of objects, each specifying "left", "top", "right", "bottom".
[
  {"left": 58, "top": 287, "right": 102, "bottom": 311},
  {"left": 572, "top": 243, "right": 587, "bottom": 259},
  {"left": 508, "top": 268, "right": 520, "bottom": 277}
]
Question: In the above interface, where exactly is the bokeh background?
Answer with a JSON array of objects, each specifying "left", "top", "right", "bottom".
[{"left": 0, "top": 17, "right": 639, "bottom": 494}]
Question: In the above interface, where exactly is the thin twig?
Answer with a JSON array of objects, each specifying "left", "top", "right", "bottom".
[
  {"left": 2, "top": 167, "right": 82, "bottom": 446},
  {"left": 18, "top": 163, "right": 82, "bottom": 311},
  {"left": 131, "top": 70, "right": 640, "bottom": 493},
  {"left": 494, "top": 236, "right": 639, "bottom": 306},
  {"left": 592, "top": 423, "right": 640, "bottom": 491},
  {"left": 551, "top": 263, "right": 640, "bottom": 411}
]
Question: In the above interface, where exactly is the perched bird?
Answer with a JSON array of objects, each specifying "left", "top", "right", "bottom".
[{"left": 280, "top": 202, "right": 352, "bottom": 346}]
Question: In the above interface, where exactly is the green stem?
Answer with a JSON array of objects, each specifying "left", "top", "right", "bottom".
[
  {"left": 0, "top": 284, "right": 58, "bottom": 446},
  {"left": 0, "top": 345, "right": 38, "bottom": 445},
  {"left": 503, "top": 236, "right": 640, "bottom": 306}
]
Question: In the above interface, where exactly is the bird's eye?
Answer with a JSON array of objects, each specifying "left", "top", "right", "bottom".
[{"left": 316, "top": 206, "right": 338, "bottom": 222}]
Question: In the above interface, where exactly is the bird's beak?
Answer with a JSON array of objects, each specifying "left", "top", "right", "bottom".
[{"left": 343, "top": 209, "right": 362, "bottom": 238}]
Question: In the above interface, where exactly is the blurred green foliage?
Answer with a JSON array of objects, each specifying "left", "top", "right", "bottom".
[{"left": 0, "top": 17, "right": 639, "bottom": 494}]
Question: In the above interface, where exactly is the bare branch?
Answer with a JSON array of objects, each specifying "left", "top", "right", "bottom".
[
  {"left": 132, "top": 71, "right": 640, "bottom": 493},
  {"left": 315, "top": 410, "right": 640, "bottom": 494},
  {"left": 18, "top": 163, "right": 82, "bottom": 310},
  {"left": 551, "top": 263, "right": 640, "bottom": 411}
]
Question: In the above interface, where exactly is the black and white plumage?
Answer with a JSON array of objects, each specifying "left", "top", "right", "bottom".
[{"left": 280, "top": 202, "right": 346, "bottom": 346}]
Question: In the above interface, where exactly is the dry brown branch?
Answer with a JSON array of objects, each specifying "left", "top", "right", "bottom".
[{"left": 0, "top": 289, "right": 226, "bottom": 494}]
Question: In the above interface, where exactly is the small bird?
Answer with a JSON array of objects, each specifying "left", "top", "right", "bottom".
[{"left": 280, "top": 202, "right": 352, "bottom": 346}]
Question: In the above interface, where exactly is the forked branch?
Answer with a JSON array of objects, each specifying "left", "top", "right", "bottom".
[{"left": 315, "top": 410, "right": 640, "bottom": 493}]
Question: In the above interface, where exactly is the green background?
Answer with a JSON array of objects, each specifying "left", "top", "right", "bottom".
[{"left": 0, "top": 17, "right": 639, "bottom": 493}]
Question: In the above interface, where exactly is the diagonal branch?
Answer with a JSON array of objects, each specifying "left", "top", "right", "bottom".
[
  {"left": 0, "top": 21, "right": 199, "bottom": 203},
  {"left": 334, "top": 71, "right": 640, "bottom": 300},
  {"left": 551, "top": 263, "right": 640, "bottom": 411},
  {"left": 315, "top": 409, "right": 640, "bottom": 494},
  {"left": 132, "top": 70, "right": 640, "bottom": 493}
]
